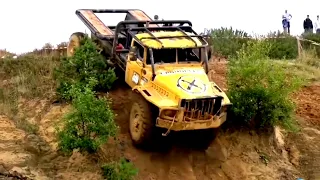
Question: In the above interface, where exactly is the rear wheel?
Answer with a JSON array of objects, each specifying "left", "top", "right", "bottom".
[
  {"left": 129, "top": 92, "right": 155, "bottom": 147},
  {"left": 67, "top": 32, "right": 86, "bottom": 57}
]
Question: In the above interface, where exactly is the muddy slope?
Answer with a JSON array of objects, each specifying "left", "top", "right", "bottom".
[{"left": 0, "top": 60, "right": 319, "bottom": 180}]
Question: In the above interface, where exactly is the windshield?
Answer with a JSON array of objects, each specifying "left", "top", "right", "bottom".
[{"left": 146, "top": 48, "right": 201, "bottom": 64}]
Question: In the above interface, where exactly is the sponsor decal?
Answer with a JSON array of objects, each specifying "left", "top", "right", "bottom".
[
  {"left": 160, "top": 69, "right": 204, "bottom": 75},
  {"left": 177, "top": 76, "right": 206, "bottom": 94}
]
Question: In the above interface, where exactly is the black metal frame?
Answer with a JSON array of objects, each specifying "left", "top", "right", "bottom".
[
  {"left": 75, "top": 9, "right": 208, "bottom": 51},
  {"left": 75, "top": 9, "right": 210, "bottom": 79},
  {"left": 111, "top": 21, "right": 197, "bottom": 51}
]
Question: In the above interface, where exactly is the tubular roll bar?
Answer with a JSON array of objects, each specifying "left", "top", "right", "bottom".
[{"left": 111, "top": 20, "right": 195, "bottom": 56}]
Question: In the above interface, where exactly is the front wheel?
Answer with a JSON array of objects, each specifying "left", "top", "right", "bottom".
[{"left": 129, "top": 92, "right": 155, "bottom": 147}]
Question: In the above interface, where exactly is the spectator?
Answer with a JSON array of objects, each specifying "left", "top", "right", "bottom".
[
  {"left": 315, "top": 15, "right": 320, "bottom": 34},
  {"left": 303, "top": 15, "right": 313, "bottom": 33},
  {"left": 282, "top": 10, "right": 292, "bottom": 34},
  {"left": 282, "top": 18, "right": 289, "bottom": 34}
]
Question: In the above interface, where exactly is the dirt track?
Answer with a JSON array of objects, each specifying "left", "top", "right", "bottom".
[{"left": 1, "top": 60, "right": 320, "bottom": 179}]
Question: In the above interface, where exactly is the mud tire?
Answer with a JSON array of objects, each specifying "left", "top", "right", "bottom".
[
  {"left": 129, "top": 92, "right": 154, "bottom": 147},
  {"left": 67, "top": 32, "right": 86, "bottom": 57}
]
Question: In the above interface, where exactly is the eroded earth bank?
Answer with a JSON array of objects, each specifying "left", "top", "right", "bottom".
[{"left": 1, "top": 60, "right": 320, "bottom": 180}]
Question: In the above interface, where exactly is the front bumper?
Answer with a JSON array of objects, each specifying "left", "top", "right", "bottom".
[{"left": 156, "top": 111, "right": 228, "bottom": 131}]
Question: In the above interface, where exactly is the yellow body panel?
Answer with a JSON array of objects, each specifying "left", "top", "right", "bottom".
[{"left": 135, "top": 31, "right": 203, "bottom": 49}]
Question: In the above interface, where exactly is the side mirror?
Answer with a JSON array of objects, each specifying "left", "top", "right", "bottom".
[{"left": 129, "top": 46, "right": 137, "bottom": 61}]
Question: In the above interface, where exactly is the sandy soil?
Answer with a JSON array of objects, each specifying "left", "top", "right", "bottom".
[
  {"left": 0, "top": 101, "right": 101, "bottom": 180},
  {"left": 0, "top": 60, "right": 320, "bottom": 180}
]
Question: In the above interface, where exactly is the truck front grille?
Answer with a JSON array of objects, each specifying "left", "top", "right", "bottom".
[{"left": 180, "top": 96, "right": 223, "bottom": 120}]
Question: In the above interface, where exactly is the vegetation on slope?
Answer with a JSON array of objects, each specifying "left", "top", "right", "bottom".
[
  {"left": 54, "top": 36, "right": 137, "bottom": 179},
  {"left": 206, "top": 27, "right": 320, "bottom": 60},
  {"left": 54, "top": 37, "right": 117, "bottom": 101},
  {"left": 0, "top": 54, "right": 58, "bottom": 133},
  {"left": 226, "top": 40, "right": 303, "bottom": 130}
]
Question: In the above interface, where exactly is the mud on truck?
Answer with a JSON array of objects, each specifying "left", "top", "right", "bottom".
[{"left": 67, "top": 9, "right": 232, "bottom": 149}]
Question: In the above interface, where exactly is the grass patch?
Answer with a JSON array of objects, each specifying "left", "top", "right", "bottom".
[
  {"left": 272, "top": 60, "right": 320, "bottom": 83},
  {"left": 101, "top": 158, "right": 138, "bottom": 180},
  {"left": 0, "top": 54, "right": 59, "bottom": 133}
]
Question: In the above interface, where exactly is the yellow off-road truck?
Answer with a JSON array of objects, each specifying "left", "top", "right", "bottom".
[{"left": 67, "top": 9, "right": 232, "bottom": 149}]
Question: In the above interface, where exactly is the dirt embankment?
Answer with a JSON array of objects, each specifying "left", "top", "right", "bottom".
[
  {"left": 0, "top": 100, "right": 101, "bottom": 180},
  {"left": 0, "top": 60, "right": 320, "bottom": 180}
]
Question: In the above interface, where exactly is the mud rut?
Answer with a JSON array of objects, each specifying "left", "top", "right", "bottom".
[{"left": 0, "top": 60, "right": 320, "bottom": 180}]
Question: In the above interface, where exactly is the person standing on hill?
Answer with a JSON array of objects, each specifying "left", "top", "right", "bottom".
[
  {"left": 315, "top": 15, "right": 320, "bottom": 34},
  {"left": 303, "top": 15, "right": 313, "bottom": 33},
  {"left": 282, "top": 18, "right": 289, "bottom": 34},
  {"left": 282, "top": 10, "right": 292, "bottom": 34}
]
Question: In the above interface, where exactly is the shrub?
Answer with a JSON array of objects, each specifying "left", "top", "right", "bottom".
[
  {"left": 264, "top": 32, "right": 298, "bottom": 59},
  {"left": 101, "top": 158, "right": 138, "bottom": 180},
  {"left": 56, "top": 78, "right": 118, "bottom": 154},
  {"left": 209, "top": 27, "right": 252, "bottom": 58},
  {"left": 54, "top": 36, "right": 117, "bottom": 100},
  {"left": 208, "top": 28, "right": 299, "bottom": 60},
  {"left": 227, "top": 40, "right": 302, "bottom": 130}
]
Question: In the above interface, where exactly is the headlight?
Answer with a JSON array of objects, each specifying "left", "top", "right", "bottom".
[{"left": 161, "top": 110, "right": 177, "bottom": 118}]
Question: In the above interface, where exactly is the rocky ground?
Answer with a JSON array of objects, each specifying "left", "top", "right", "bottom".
[{"left": 0, "top": 60, "right": 320, "bottom": 180}]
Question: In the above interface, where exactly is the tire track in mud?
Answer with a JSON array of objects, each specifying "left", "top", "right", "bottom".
[{"left": 106, "top": 86, "right": 200, "bottom": 180}]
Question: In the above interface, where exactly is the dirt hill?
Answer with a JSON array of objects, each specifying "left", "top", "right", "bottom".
[{"left": 0, "top": 59, "right": 319, "bottom": 180}]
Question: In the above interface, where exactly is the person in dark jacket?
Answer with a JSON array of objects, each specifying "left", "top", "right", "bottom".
[{"left": 303, "top": 15, "right": 313, "bottom": 33}]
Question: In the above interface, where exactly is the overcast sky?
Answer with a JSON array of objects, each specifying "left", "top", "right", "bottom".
[{"left": 0, "top": 0, "right": 319, "bottom": 54}]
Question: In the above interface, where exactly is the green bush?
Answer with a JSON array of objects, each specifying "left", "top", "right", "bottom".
[
  {"left": 54, "top": 36, "right": 117, "bottom": 100},
  {"left": 101, "top": 158, "right": 138, "bottom": 180},
  {"left": 227, "top": 40, "right": 302, "bottom": 130},
  {"left": 56, "top": 78, "right": 118, "bottom": 154},
  {"left": 209, "top": 27, "right": 252, "bottom": 58},
  {"left": 264, "top": 32, "right": 298, "bottom": 59},
  {"left": 208, "top": 28, "right": 299, "bottom": 60}
]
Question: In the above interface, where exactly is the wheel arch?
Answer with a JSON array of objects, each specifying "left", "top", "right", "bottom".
[
  {"left": 132, "top": 88, "right": 159, "bottom": 108},
  {"left": 132, "top": 86, "right": 178, "bottom": 108}
]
